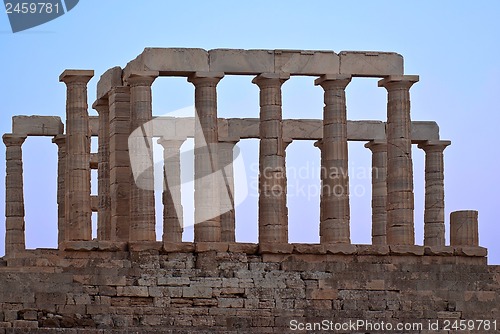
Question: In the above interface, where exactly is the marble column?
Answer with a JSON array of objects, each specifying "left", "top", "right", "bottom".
[
  {"left": 188, "top": 72, "right": 224, "bottom": 242},
  {"left": 378, "top": 75, "right": 419, "bottom": 245},
  {"left": 126, "top": 71, "right": 158, "bottom": 242},
  {"left": 450, "top": 210, "right": 478, "bottom": 246},
  {"left": 315, "top": 74, "right": 352, "bottom": 244},
  {"left": 52, "top": 135, "right": 66, "bottom": 246},
  {"left": 93, "top": 98, "right": 111, "bottom": 241},
  {"left": 218, "top": 138, "right": 239, "bottom": 243},
  {"left": 59, "top": 70, "right": 94, "bottom": 241},
  {"left": 418, "top": 140, "right": 451, "bottom": 247},
  {"left": 365, "top": 140, "right": 388, "bottom": 245},
  {"left": 252, "top": 73, "right": 289, "bottom": 244},
  {"left": 158, "top": 138, "right": 184, "bottom": 243},
  {"left": 3, "top": 134, "right": 27, "bottom": 256},
  {"left": 108, "top": 86, "right": 131, "bottom": 241}
]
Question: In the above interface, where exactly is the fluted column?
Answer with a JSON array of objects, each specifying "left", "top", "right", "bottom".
[
  {"left": 93, "top": 98, "right": 111, "bottom": 241},
  {"left": 52, "top": 135, "right": 66, "bottom": 246},
  {"left": 59, "top": 70, "right": 94, "bottom": 241},
  {"left": 219, "top": 138, "right": 239, "bottom": 242},
  {"left": 108, "top": 86, "right": 131, "bottom": 241},
  {"left": 378, "top": 75, "right": 419, "bottom": 245},
  {"left": 252, "top": 73, "right": 290, "bottom": 244},
  {"left": 3, "top": 134, "right": 27, "bottom": 256},
  {"left": 450, "top": 210, "right": 478, "bottom": 246},
  {"left": 188, "top": 72, "right": 224, "bottom": 242},
  {"left": 365, "top": 140, "right": 388, "bottom": 245},
  {"left": 418, "top": 140, "right": 451, "bottom": 247},
  {"left": 158, "top": 138, "right": 184, "bottom": 243},
  {"left": 126, "top": 71, "right": 158, "bottom": 242},
  {"left": 315, "top": 74, "right": 351, "bottom": 244}
]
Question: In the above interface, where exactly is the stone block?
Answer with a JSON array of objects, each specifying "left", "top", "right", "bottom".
[
  {"left": 259, "top": 243, "right": 294, "bottom": 254},
  {"left": 116, "top": 286, "right": 149, "bottom": 297},
  {"left": 12, "top": 320, "right": 38, "bottom": 328},
  {"left": 454, "top": 246, "right": 487, "bottom": 257},
  {"left": 97, "top": 66, "right": 123, "bottom": 100},
  {"left": 89, "top": 116, "right": 99, "bottom": 136},
  {"left": 339, "top": 51, "right": 404, "bottom": 77},
  {"left": 293, "top": 244, "right": 326, "bottom": 254},
  {"left": 412, "top": 121, "right": 440, "bottom": 142},
  {"left": 126, "top": 47, "right": 209, "bottom": 77},
  {"left": 195, "top": 242, "right": 229, "bottom": 253},
  {"left": 162, "top": 242, "right": 195, "bottom": 253},
  {"left": 274, "top": 49, "right": 339, "bottom": 75},
  {"left": 183, "top": 286, "right": 213, "bottom": 299},
  {"left": 228, "top": 243, "right": 259, "bottom": 254},
  {"left": 209, "top": 49, "right": 274, "bottom": 74},
  {"left": 325, "top": 244, "right": 357, "bottom": 255},
  {"left": 12, "top": 116, "right": 63, "bottom": 136},
  {"left": 389, "top": 245, "right": 425, "bottom": 256}
]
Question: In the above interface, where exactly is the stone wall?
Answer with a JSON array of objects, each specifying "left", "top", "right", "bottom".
[{"left": 0, "top": 245, "right": 499, "bottom": 333}]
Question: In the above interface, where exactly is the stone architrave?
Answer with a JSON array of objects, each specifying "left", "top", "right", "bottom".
[
  {"left": 59, "top": 70, "right": 94, "bottom": 241},
  {"left": 126, "top": 71, "right": 158, "bottom": 242},
  {"left": 52, "top": 135, "right": 66, "bottom": 246},
  {"left": 3, "top": 134, "right": 27, "bottom": 256},
  {"left": 365, "top": 140, "right": 388, "bottom": 245},
  {"left": 378, "top": 75, "right": 419, "bottom": 245},
  {"left": 252, "top": 73, "right": 290, "bottom": 244},
  {"left": 418, "top": 140, "right": 451, "bottom": 247},
  {"left": 188, "top": 72, "right": 224, "bottom": 242},
  {"left": 93, "top": 98, "right": 111, "bottom": 241},
  {"left": 315, "top": 74, "right": 352, "bottom": 244},
  {"left": 158, "top": 138, "right": 184, "bottom": 243}
]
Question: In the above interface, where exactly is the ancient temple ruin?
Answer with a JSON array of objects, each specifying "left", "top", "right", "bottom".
[{"left": 1, "top": 48, "right": 498, "bottom": 332}]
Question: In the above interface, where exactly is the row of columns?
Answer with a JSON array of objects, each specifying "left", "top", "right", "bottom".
[{"left": 2, "top": 69, "right": 473, "bottom": 256}]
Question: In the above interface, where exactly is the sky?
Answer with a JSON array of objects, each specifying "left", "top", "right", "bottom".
[{"left": 0, "top": 1, "right": 499, "bottom": 264}]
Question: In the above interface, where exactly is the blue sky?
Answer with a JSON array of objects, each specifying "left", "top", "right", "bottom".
[{"left": 0, "top": 1, "right": 499, "bottom": 263}]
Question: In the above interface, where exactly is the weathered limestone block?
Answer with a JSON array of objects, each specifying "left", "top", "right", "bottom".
[
  {"left": 274, "top": 50, "right": 339, "bottom": 75},
  {"left": 12, "top": 116, "right": 64, "bottom": 136},
  {"left": 210, "top": 49, "right": 274, "bottom": 74},
  {"left": 340, "top": 51, "right": 404, "bottom": 77},
  {"left": 96, "top": 66, "right": 123, "bottom": 100},
  {"left": 450, "top": 210, "right": 479, "bottom": 246}
]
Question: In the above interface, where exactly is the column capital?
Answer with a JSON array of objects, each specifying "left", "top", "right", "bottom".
[
  {"left": 378, "top": 75, "right": 419, "bottom": 90},
  {"left": 252, "top": 73, "right": 290, "bottom": 88},
  {"left": 417, "top": 140, "right": 451, "bottom": 152},
  {"left": 365, "top": 140, "right": 387, "bottom": 152},
  {"left": 92, "top": 98, "right": 109, "bottom": 114},
  {"left": 157, "top": 137, "right": 186, "bottom": 148},
  {"left": 125, "top": 71, "right": 159, "bottom": 87},
  {"left": 2, "top": 134, "right": 26, "bottom": 147},
  {"left": 59, "top": 70, "right": 94, "bottom": 85},
  {"left": 314, "top": 74, "right": 351, "bottom": 89},
  {"left": 188, "top": 72, "right": 224, "bottom": 86},
  {"left": 52, "top": 134, "right": 66, "bottom": 147}
]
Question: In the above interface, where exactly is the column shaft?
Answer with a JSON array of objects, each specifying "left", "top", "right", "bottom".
[
  {"left": 315, "top": 75, "right": 351, "bottom": 244},
  {"left": 3, "top": 134, "right": 27, "bottom": 256},
  {"left": 126, "top": 71, "right": 158, "bottom": 242},
  {"left": 93, "top": 98, "right": 111, "bottom": 240},
  {"left": 418, "top": 140, "right": 450, "bottom": 246},
  {"left": 52, "top": 135, "right": 66, "bottom": 246},
  {"left": 158, "top": 139, "right": 184, "bottom": 243},
  {"left": 108, "top": 86, "right": 132, "bottom": 241},
  {"left": 365, "top": 141, "right": 388, "bottom": 245},
  {"left": 219, "top": 139, "right": 239, "bottom": 242},
  {"left": 59, "top": 70, "right": 94, "bottom": 241},
  {"left": 378, "top": 75, "right": 419, "bottom": 245},
  {"left": 188, "top": 72, "right": 224, "bottom": 242},
  {"left": 253, "top": 73, "right": 289, "bottom": 244}
]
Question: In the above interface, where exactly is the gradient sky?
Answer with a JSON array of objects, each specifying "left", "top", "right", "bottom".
[{"left": 0, "top": 1, "right": 499, "bottom": 264}]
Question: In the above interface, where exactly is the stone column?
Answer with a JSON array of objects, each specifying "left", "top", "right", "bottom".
[
  {"left": 378, "top": 75, "right": 419, "bottom": 245},
  {"left": 126, "top": 71, "right": 158, "bottom": 242},
  {"left": 450, "top": 210, "right": 479, "bottom": 246},
  {"left": 93, "top": 98, "right": 111, "bottom": 241},
  {"left": 252, "top": 73, "right": 290, "bottom": 244},
  {"left": 188, "top": 72, "right": 224, "bottom": 243},
  {"left": 3, "top": 134, "right": 27, "bottom": 256},
  {"left": 52, "top": 135, "right": 66, "bottom": 246},
  {"left": 219, "top": 138, "right": 239, "bottom": 242},
  {"left": 108, "top": 86, "right": 131, "bottom": 241},
  {"left": 365, "top": 140, "right": 388, "bottom": 245},
  {"left": 315, "top": 74, "right": 351, "bottom": 244},
  {"left": 418, "top": 140, "right": 451, "bottom": 247},
  {"left": 59, "top": 70, "right": 94, "bottom": 241},
  {"left": 158, "top": 138, "right": 184, "bottom": 243}
]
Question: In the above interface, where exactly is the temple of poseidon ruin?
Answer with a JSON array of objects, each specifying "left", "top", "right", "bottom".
[{"left": 1, "top": 48, "right": 499, "bottom": 333}]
